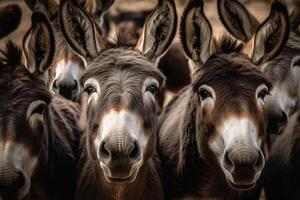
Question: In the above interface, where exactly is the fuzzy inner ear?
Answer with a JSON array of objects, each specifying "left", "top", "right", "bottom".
[
  {"left": 250, "top": 1, "right": 290, "bottom": 65},
  {"left": 59, "top": 0, "right": 104, "bottom": 61},
  {"left": 180, "top": 0, "right": 212, "bottom": 69},
  {"left": 23, "top": 12, "right": 55, "bottom": 78},
  {"left": 290, "top": 7, "right": 300, "bottom": 35},
  {"left": 217, "top": 0, "right": 259, "bottom": 42},
  {"left": 25, "top": 0, "right": 58, "bottom": 20},
  {"left": 136, "top": 0, "right": 177, "bottom": 63}
]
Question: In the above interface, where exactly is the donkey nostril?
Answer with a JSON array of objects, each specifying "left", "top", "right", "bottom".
[
  {"left": 223, "top": 151, "right": 234, "bottom": 171},
  {"left": 254, "top": 151, "right": 265, "bottom": 170},
  {"left": 72, "top": 80, "right": 78, "bottom": 90},
  {"left": 129, "top": 142, "right": 140, "bottom": 161},
  {"left": 100, "top": 142, "right": 110, "bottom": 160},
  {"left": 52, "top": 80, "right": 58, "bottom": 90},
  {"left": 278, "top": 111, "right": 288, "bottom": 125}
]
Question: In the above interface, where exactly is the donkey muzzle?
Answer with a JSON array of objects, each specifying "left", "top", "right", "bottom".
[{"left": 98, "top": 135, "right": 141, "bottom": 183}]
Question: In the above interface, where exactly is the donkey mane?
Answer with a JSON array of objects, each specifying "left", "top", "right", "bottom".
[
  {"left": 107, "top": 32, "right": 138, "bottom": 48},
  {"left": 214, "top": 35, "right": 243, "bottom": 54}
]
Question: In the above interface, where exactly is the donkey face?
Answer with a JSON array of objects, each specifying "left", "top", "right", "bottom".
[
  {"left": 0, "top": 12, "right": 54, "bottom": 199},
  {"left": 59, "top": 0, "right": 176, "bottom": 183},
  {"left": 262, "top": 55, "right": 300, "bottom": 134},
  {"left": 181, "top": 0, "right": 288, "bottom": 190},
  {"left": 25, "top": 0, "right": 112, "bottom": 102},
  {"left": 218, "top": 0, "right": 297, "bottom": 135}
]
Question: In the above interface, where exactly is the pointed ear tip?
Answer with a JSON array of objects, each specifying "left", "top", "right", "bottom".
[{"left": 271, "top": 1, "right": 288, "bottom": 14}]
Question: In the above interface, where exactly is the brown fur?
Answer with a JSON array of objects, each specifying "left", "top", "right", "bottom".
[
  {"left": 76, "top": 48, "right": 164, "bottom": 200},
  {"left": 158, "top": 35, "right": 271, "bottom": 199},
  {"left": 0, "top": 42, "right": 81, "bottom": 200}
]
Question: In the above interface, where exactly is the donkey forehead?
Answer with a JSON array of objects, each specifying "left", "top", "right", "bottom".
[
  {"left": 82, "top": 48, "right": 165, "bottom": 85},
  {"left": 194, "top": 55, "right": 271, "bottom": 92}
]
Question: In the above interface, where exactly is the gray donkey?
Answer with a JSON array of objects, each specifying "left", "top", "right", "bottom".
[{"left": 58, "top": 0, "right": 177, "bottom": 199}]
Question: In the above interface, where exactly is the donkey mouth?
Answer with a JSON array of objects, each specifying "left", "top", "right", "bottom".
[
  {"left": 104, "top": 172, "right": 137, "bottom": 184},
  {"left": 226, "top": 178, "right": 256, "bottom": 191}
]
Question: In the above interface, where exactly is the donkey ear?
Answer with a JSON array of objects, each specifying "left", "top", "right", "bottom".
[
  {"left": 59, "top": 0, "right": 105, "bottom": 61},
  {"left": 136, "top": 0, "right": 177, "bottom": 63},
  {"left": 246, "top": 1, "right": 290, "bottom": 65},
  {"left": 25, "top": 0, "right": 58, "bottom": 20},
  {"left": 82, "top": 0, "right": 115, "bottom": 17},
  {"left": 290, "top": 6, "right": 300, "bottom": 35},
  {"left": 23, "top": 12, "right": 55, "bottom": 78},
  {"left": 217, "top": 0, "right": 259, "bottom": 42},
  {"left": 180, "top": 0, "right": 212, "bottom": 70}
]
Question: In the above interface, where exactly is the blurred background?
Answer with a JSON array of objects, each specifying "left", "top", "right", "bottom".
[{"left": 0, "top": 0, "right": 285, "bottom": 48}]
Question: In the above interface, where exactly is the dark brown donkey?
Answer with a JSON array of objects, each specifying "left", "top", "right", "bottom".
[
  {"left": 25, "top": 0, "right": 114, "bottom": 102},
  {"left": 0, "top": 12, "right": 81, "bottom": 200},
  {"left": 158, "top": 0, "right": 289, "bottom": 199},
  {"left": 59, "top": 0, "right": 177, "bottom": 199},
  {"left": 0, "top": 4, "right": 21, "bottom": 39},
  {"left": 218, "top": 0, "right": 300, "bottom": 135}
]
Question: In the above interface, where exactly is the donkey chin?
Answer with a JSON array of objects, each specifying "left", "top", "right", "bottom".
[
  {"left": 100, "top": 160, "right": 143, "bottom": 184},
  {"left": 211, "top": 118, "right": 265, "bottom": 191}
]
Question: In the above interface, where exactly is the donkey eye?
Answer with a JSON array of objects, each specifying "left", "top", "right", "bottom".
[
  {"left": 84, "top": 85, "right": 96, "bottom": 95},
  {"left": 146, "top": 85, "right": 159, "bottom": 95},
  {"left": 198, "top": 88, "right": 212, "bottom": 100},
  {"left": 258, "top": 88, "right": 269, "bottom": 100}
]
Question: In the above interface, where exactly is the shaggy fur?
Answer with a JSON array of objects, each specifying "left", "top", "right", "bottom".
[
  {"left": 0, "top": 42, "right": 81, "bottom": 200},
  {"left": 158, "top": 36, "right": 271, "bottom": 200}
]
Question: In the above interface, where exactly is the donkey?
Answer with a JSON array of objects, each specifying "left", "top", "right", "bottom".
[
  {"left": 0, "top": 4, "right": 21, "bottom": 39},
  {"left": 218, "top": 0, "right": 300, "bottom": 135},
  {"left": 102, "top": 2, "right": 191, "bottom": 95},
  {"left": 158, "top": 0, "right": 289, "bottom": 199},
  {"left": 262, "top": 61, "right": 300, "bottom": 200},
  {"left": 0, "top": 12, "right": 81, "bottom": 200},
  {"left": 25, "top": 0, "right": 114, "bottom": 102},
  {"left": 58, "top": 0, "right": 177, "bottom": 199}
]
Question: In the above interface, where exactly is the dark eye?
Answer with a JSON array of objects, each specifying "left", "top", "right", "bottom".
[
  {"left": 146, "top": 85, "right": 159, "bottom": 95},
  {"left": 258, "top": 88, "right": 269, "bottom": 100},
  {"left": 84, "top": 85, "right": 96, "bottom": 95},
  {"left": 198, "top": 88, "right": 212, "bottom": 100}
]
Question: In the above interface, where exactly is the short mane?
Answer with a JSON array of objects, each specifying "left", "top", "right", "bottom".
[{"left": 214, "top": 35, "right": 244, "bottom": 54}]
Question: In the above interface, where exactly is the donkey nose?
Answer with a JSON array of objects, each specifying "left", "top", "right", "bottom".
[
  {"left": 223, "top": 149, "right": 264, "bottom": 182},
  {"left": 277, "top": 111, "right": 288, "bottom": 125},
  {"left": 0, "top": 170, "right": 26, "bottom": 191},
  {"left": 53, "top": 79, "right": 79, "bottom": 100},
  {"left": 99, "top": 139, "right": 141, "bottom": 165}
]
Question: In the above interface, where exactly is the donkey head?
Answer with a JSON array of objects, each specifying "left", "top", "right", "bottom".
[
  {"left": 181, "top": 0, "right": 288, "bottom": 190},
  {"left": 0, "top": 12, "right": 54, "bottom": 200},
  {"left": 218, "top": 0, "right": 295, "bottom": 135},
  {"left": 59, "top": 0, "right": 176, "bottom": 183},
  {"left": 25, "top": 0, "right": 112, "bottom": 102}
]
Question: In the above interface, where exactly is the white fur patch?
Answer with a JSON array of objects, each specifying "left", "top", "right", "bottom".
[
  {"left": 210, "top": 118, "right": 261, "bottom": 160},
  {"left": 94, "top": 110, "right": 146, "bottom": 159}
]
